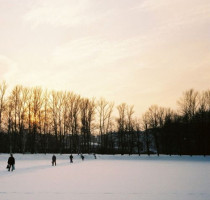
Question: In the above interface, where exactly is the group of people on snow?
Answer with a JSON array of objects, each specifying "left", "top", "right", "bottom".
[
  {"left": 6, "top": 153, "right": 96, "bottom": 171},
  {"left": 52, "top": 153, "right": 86, "bottom": 165},
  {"left": 52, "top": 153, "right": 75, "bottom": 165}
]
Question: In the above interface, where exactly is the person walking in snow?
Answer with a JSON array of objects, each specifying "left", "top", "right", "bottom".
[
  {"left": 93, "top": 153, "right": 97, "bottom": 159},
  {"left": 52, "top": 155, "right": 56, "bottom": 166},
  {"left": 69, "top": 154, "right": 73, "bottom": 163},
  {"left": 7, "top": 154, "right": 15, "bottom": 171},
  {"left": 81, "top": 154, "right": 84, "bottom": 161}
]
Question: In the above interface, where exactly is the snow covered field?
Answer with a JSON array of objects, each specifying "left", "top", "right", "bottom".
[{"left": 0, "top": 154, "right": 210, "bottom": 200}]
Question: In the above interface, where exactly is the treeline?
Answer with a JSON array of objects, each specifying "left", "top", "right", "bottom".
[
  {"left": 0, "top": 81, "right": 209, "bottom": 155},
  {"left": 141, "top": 89, "right": 210, "bottom": 156}
]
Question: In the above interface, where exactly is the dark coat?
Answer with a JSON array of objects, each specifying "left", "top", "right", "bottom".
[
  {"left": 52, "top": 155, "right": 56, "bottom": 162},
  {"left": 8, "top": 156, "right": 15, "bottom": 165}
]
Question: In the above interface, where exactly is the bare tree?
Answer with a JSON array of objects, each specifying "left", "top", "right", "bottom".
[
  {"left": 6, "top": 95, "right": 14, "bottom": 153},
  {"left": 177, "top": 89, "right": 199, "bottom": 120},
  {"left": 197, "top": 90, "right": 210, "bottom": 156},
  {"left": 147, "top": 105, "right": 160, "bottom": 155},
  {"left": 199, "top": 90, "right": 210, "bottom": 113},
  {"left": 42, "top": 89, "right": 50, "bottom": 153},
  {"left": 62, "top": 92, "right": 69, "bottom": 152},
  {"left": 26, "top": 89, "right": 33, "bottom": 152},
  {"left": 158, "top": 107, "right": 174, "bottom": 155},
  {"left": 31, "top": 87, "right": 43, "bottom": 153},
  {"left": 142, "top": 112, "right": 151, "bottom": 156},
  {"left": 8, "top": 85, "right": 22, "bottom": 152},
  {"left": 63, "top": 92, "right": 81, "bottom": 153},
  {"left": 50, "top": 90, "right": 59, "bottom": 152},
  {"left": 96, "top": 98, "right": 114, "bottom": 152},
  {"left": 134, "top": 118, "right": 142, "bottom": 156},
  {"left": 12, "top": 86, "right": 22, "bottom": 134},
  {"left": 80, "top": 98, "right": 95, "bottom": 153},
  {"left": 116, "top": 103, "right": 127, "bottom": 154},
  {"left": 18, "top": 87, "right": 30, "bottom": 153},
  {"left": 126, "top": 105, "right": 135, "bottom": 154},
  {"left": 71, "top": 94, "right": 81, "bottom": 153},
  {"left": 0, "top": 81, "right": 7, "bottom": 132},
  {"left": 57, "top": 91, "right": 64, "bottom": 153}
]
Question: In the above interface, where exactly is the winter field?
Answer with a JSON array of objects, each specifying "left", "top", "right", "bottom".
[{"left": 0, "top": 154, "right": 210, "bottom": 200}]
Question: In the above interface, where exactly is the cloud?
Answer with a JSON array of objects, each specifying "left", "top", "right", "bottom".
[
  {"left": 22, "top": 0, "right": 142, "bottom": 29},
  {"left": 52, "top": 37, "right": 145, "bottom": 69},
  {"left": 23, "top": 0, "right": 110, "bottom": 28},
  {"left": 135, "top": 0, "right": 210, "bottom": 30},
  {"left": 0, "top": 55, "right": 18, "bottom": 81}
]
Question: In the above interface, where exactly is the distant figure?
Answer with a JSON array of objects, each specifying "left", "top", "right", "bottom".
[
  {"left": 93, "top": 153, "right": 97, "bottom": 159},
  {"left": 52, "top": 155, "right": 56, "bottom": 166},
  {"left": 7, "top": 154, "right": 15, "bottom": 171},
  {"left": 81, "top": 154, "right": 84, "bottom": 161},
  {"left": 69, "top": 154, "right": 73, "bottom": 163}
]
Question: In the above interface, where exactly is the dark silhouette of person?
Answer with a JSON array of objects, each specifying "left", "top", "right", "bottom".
[
  {"left": 69, "top": 154, "right": 73, "bottom": 163},
  {"left": 8, "top": 154, "right": 15, "bottom": 171},
  {"left": 81, "top": 154, "right": 84, "bottom": 161},
  {"left": 52, "top": 155, "right": 56, "bottom": 166},
  {"left": 93, "top": 153, "right": 97, "bottom": 159}
]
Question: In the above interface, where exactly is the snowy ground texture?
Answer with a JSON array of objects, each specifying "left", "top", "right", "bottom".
[{"left": 0, "top": 154, "right": 210, "bottom": 200}]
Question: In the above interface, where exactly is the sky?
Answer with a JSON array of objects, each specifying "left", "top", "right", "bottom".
[{"left": 0, "top": 0, "right": 209, "bottom": 116}]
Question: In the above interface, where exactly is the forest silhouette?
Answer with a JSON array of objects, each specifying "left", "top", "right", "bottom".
[{"left": 0, "top": 81, "right": 209, "bottom": 155}]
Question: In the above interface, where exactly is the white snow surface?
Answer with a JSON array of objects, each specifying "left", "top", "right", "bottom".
[{"left": 0, "top": 154, "right": 210, "bottom": 200}]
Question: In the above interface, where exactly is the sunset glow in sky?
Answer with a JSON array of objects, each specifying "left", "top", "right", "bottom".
[{"left": 0, "top": 0, "right": 209, "bottom": 116}]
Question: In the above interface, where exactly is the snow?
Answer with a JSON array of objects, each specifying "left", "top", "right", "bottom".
[{"left": 0, "top": 154, "right": 210, "bottom": 200}]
